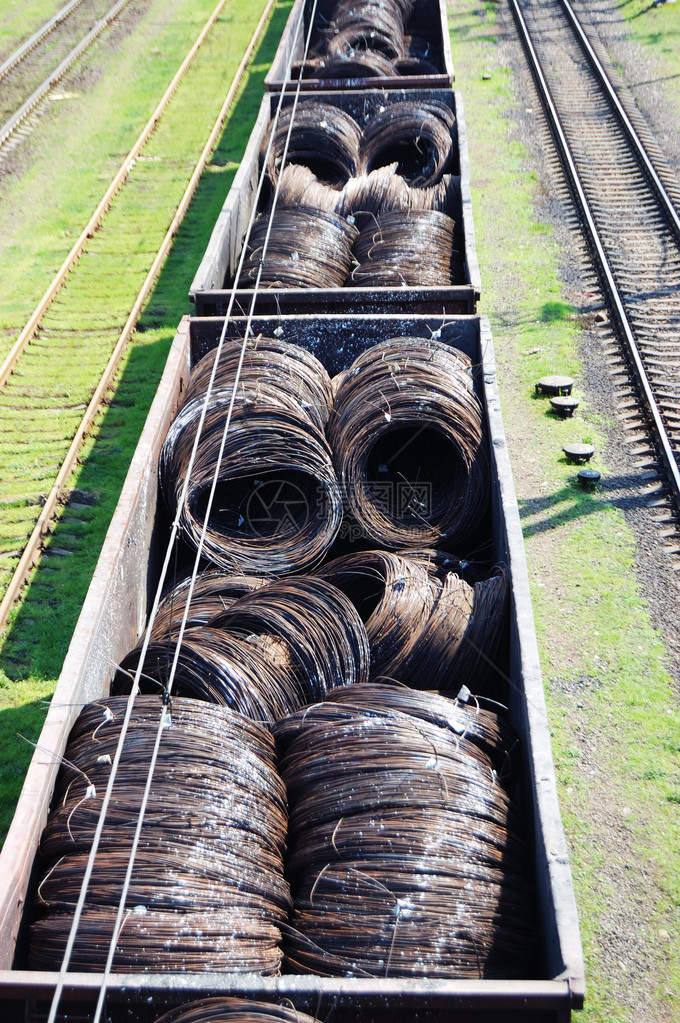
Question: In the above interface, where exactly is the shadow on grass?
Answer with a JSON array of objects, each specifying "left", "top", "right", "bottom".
[
  {"left": 0, "top": 3, "right": 292, "bottom": 692},
  {"left": 0, "top": 694, "right": 51, "bottom": 843},
  {"left": 519, "top": 469, "right": 657, "bottom": 538}
]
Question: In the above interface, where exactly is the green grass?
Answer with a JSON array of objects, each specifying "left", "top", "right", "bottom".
[
  {"left": 0, "top": 0, "right": 65, "bottom": 62},
  {"left": 447, "top": 1, "right": 680, "bottom": 1019},
  {"left": 0, "top": 0, "right": 244, "bottom": 348},
  {"left": 0, "top": 0, "right": 292, "bottom": 844}
]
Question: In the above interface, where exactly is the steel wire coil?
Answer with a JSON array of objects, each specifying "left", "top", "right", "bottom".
[
  {"left": 360, "top": 99, "right": 456, "bottom": 186},
  {"left": 152, "top": 997, "right": 324, "bottom": 1023},
  {"left": 276, "top": 164, "right": 342, "bottom": 216},
  {"left": 115, "top": 577, "right": 370, "bottom": 719},
  {"left": 240, "top": 206, "right": 358, "bottom": 290},
  {"left": 180, "top": 335, "right": 335, "bottom": 432},
  {"left": 323, "top": 682, "right": 520, "bottom": 780},
  {"left": 159, "top": 338, "right": 342, "bottom": 576},
  {"left": 273, "top": 701, "right": 536, "bottom": 978},
  {"left": 30, "top": 696, "right": 290, "bottom": 974},
  {"left": 210, "top": 575, "right": 371, "bottom": 696},
  {"left": 149, "top": 569, "right": 266, "bottom": 642},
  {"left": 328, "top": 337, "right": 489, "bottom": 549},
  {"left": 350, "top": 208, "right": 457, "bottom": 287},
  {"left": 113, "top": 629, "right": 305, "bottom": 722},
  {"left": 264, "top": 103, "right": 362, "bottom": 188},
  {"left": 315, "top": 550, "right": 435, "bottom": 678},
  {"left": 325, "top": 21, "right": 404, "bottom": 63},
  {"left": 316, "top": 49, "right": 399, "bottom": 79},
  {"left": 275, "top": 704, "right": 521, "bottom": 833},
  {"left": 31, "top": 909, "right": 284, "bottom": 973},
  {"left": 338, "top": 169, "right": 460, "bottom": 228}
]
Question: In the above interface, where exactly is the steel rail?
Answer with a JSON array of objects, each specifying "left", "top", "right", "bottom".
[
  {"left": 0, "top": 0, "right": 233, "bottom": 395},
  {"left": 0, "top": 0, "right": 89, "bottom": 83},
  {"left": 0, "top": 0, "right": 277, "bottom": 633},
  {"left": 559, "top": 0, "right": 680, "bottom": 242},
  {"left": 510, "top": 0, "right": 680, "bottom": 511},
  {"left": 0, "top": 0, "right": 136, "bottom": 149}
]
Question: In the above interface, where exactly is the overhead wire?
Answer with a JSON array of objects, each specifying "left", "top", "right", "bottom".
[{"left": 44, "top": 4, "right": 326, "bottom": 1020}]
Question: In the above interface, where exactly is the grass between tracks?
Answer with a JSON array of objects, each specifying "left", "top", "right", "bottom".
[
  {"left": 0, "top": 0, "right": 65, "bottom": 63},
  {"left": 447, "top": 1, "right": 679, "bottom": 1019},
  {"left": 0, "top": 0, "right": 292, "bottom": 843}
]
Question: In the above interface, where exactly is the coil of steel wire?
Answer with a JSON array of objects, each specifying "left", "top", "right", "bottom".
[
  {"left": 113, "top": 628, "right": 304, "bottom": 722},
  {"left": 149, "top": 569, "right": 266, "bottom": 642},
  {"left": 152, "top": 999, "right": 324, "bottom": 1023},
  {"left": 159, "top": 337, "right": 343, "bottom": 575},
  {"left": 324, "top": 682, "right": 520, "bottom": 781},
  {"left": 30, "top": 697, "right": 290, "bottom": 973},
  {"left": 360, "top": 99, "right": 455, "bottom": 186},
  {"left": 316, "top": 49, "right": 399, "bottom": 79},
  {"left": 316, "top": 549, "right": 508, "bottom": 695},
  {"left": 273, "top": 699, "right": 536, "bottom": 978},
  {"left": 351, "top": 208, "right": 457, "bottom": 287},
  {"left": 264, "top": 102, "right": 362, "bottom": 188},
  {"left": 210, "top": 575, "right": 371, "bottom": 696},
  {"left": 277, "top": 164, "right": 342, "bottom": 216},
  {"left": 316, "top": 550, "right": 435, "bottom": 678},
  {"left": 329, "top": 337, "right": 489, "bottom": 549},
  {"left": 325, "top": 21, "right": 404, "bottom": 63},
  {"left": 240, "top": 206, "right": 358, "bottom": 290},
  {"left": 115, "top": 576, "right": 370, "bottom": 720}
]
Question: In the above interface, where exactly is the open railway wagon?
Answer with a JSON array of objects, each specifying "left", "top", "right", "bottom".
[
  {"left": 263, "top": 0, "right": 454, "bottom": 92},
  {"left": 189, "top": 89, "right": 480, "bottom": 317},
  {"left": 0, "top": 313, "right": 584, "bottom": 1022}
]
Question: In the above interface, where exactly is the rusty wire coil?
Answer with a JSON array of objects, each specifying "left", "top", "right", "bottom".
[
  {"left": 276, "top": 164, "right": 341, "bottom": 216},
  {"left": 323, "top": 682, "right": 519, "bottom": 781},
  {"left": 264, "top": 102, "right": 362, "bottom": 188},
  {"left": 115, "top": 577, "right": 370, "bottom": 719},
  {"left": 350, "top": 208, "right": 457, "bottom": 287},
  {"left": 316, "top": 49, "right": 399, "bottom": 79},
  {"left": 152, "top": 999, "right": 325, "bottom": 1023},
  {"left": 273, "top": 700, "right": 536, "bottom": 978},
  {"left": 30, "top": 697, "right": 289, "bottom": 974},
  {"left": 329, "top": 337, "right": 489, "bottom": 549},
  {"left": 240, "top": 206, "right": 358, "bottom": 290},
  {"left": 360, "top": 99, "right": 455, "bottom": 186},
  {"left": 180, "top": 335, "right": 335, "bottom": 431},
  {"left": 210, "top": 575, "right": 371, "bottom": 695},
  {"left": 316, "top": 550, "right": 435, "bottom": 678},
  {"left": 159, "top": 338, "right": 343, "bottom": 576},
  {"left": 113, "top": 629, "right": 304, "bottom": 722},
  {"left": 326, "top": 21, "right": 404, "bottom": 63},
  {"left": 149, "top": 569, "right": 266, "bottom": 642}
]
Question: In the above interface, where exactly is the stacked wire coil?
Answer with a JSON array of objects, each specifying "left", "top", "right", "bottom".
[
  {"left": 351, "top": 208, "right": 457, "bottom": 287},
  {"left": 242, "top": 97, "right": 461, "bottom": 293},
  {"left": 316, "top": 550, "right": 508, "bottom": 698},
  {"left": 289, "top": 0, "right": 445, "bottom": 82},
  {"left": 114, "top": 575, "right": 370, "bottom": 723},
  {"left": 329, "top": 336, "right": 490, "bottom": 549},
  {"left": 30, "top": 697, "right": 290, "bottom": 973},
  {"left": 274, "top": 690, "right": 536, "bottom": 978},
  {"left": 159, "top": 336, "right": 343, "bottom": 575}
]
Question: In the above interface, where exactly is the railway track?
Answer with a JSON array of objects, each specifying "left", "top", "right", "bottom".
[
  {"left": 0, "top": 0, "right": 137, "bottom": 154},
  {"left": 0, "top": 0, "right": 277, "bottom": 631},
  {"left": 512, "top": 0, "right": 680, "bottom": 538}
]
